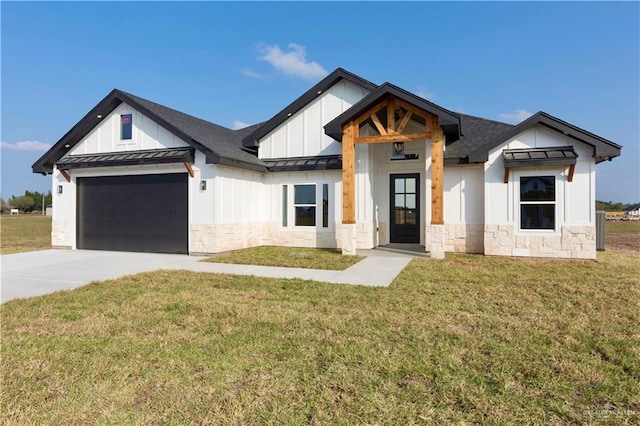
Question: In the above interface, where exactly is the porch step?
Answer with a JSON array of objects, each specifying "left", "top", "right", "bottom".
[{"left": 374, "top": 244, "right": 431, "bottom": 258}]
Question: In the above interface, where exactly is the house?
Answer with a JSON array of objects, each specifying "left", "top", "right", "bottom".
[
  {"left": 33, "top": 68, "right": 621, "bottom": 259},
  {"left": 625, "top": 203, "right": 640, "bottom": 219}
]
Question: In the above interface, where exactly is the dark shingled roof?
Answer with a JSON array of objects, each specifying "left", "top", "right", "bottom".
[
  {"left": 445, "top": 114, "right": 514, "bottom": 163},
  {"left": 33, "top": 90, "right": 267, "bottom": 174},
  {"left": 33, "top": 68, "right": 621, "bottom": 175},
  {"left": 116, "top": 91, "right": 266, "bottom": 170}
]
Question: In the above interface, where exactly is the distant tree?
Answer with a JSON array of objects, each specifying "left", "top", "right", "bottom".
[
  {"left": 10, "top": 195, "right": 36, "bottom": 212},
  {"left": 0, "top": 197, "right": 8, "bottom": 214}
]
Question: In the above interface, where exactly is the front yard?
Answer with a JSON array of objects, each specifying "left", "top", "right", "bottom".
[{"left": 2, "top": 251, "right": 638, "bottom": 424}]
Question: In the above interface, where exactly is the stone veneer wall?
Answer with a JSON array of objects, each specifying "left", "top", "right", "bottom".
[
  {"left": 484, "top": 224, "right": 596, "bottom": 259},
  {"left": 191, "top": 222, "right": 345, "bottom": 254},
  {"left": 52, "top": 221, "right": 72, "bottom": 248},
  {"left": 443, "top": 224, "right": 484, "bottom": 253}
]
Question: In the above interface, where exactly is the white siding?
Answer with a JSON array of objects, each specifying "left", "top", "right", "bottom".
[
  {"left": 68, "top": 103, "right": 190, "bottom": 156},
  {"left": 444, "top": 165, "right": 484, "bottom": 224},
  {"left": 258, "top": 80, "right": 370, "bottom": 159}
]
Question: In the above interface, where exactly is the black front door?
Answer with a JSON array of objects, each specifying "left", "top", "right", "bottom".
[{"left": 390, "top": 174, "right": 420, "bottom": 244}]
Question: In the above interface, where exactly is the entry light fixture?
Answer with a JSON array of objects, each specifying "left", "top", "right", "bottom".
[
  {"left": 200, "top": 180, "right": 207, "bottom": 191},
  {"left": 57, "top": 185, "right": 63, "bottom": 194}
]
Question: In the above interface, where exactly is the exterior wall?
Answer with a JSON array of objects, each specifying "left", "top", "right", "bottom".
[
  {"left": 190, "top": 163, "right": 272, "bottom": 253},
  {"left": 258, "top": 80, "right": 371, "bottom": 159},
  {"left": 443, "top": 164, "right": 484, "bottom": 253},
  {"left": 483, "top": 125, "right": 596, "bottom": 259},
  {"left": 68, "top": 103, "right": 190, "bottom": 156}
]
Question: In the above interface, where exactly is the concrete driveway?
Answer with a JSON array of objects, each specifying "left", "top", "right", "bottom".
[
  {"left": 1, "top": 248, "right": 414, "bottom": 304},
  {"left": 1, "top": 249, "right": 203, "bottom": 303}
]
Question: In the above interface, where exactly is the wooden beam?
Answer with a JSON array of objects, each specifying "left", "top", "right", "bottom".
[
  {"left": 59, "top": 169, "right": 71, "bottom": 183},
  {"left": 503, "top": 167, "right": 510, "bottom": 184},
  {"left": 355, "top": 99, "right": 388, "bottom": 127},
  {"left": 342, "top": 121, "right": 356, "bottom": 224},
  {"left": 370, "top": 112, "right": 387, "bottom": 136},
  {"left": 567, "top": 164, "right": 575, "bottom": 182},
  {"left": 396, "top": 110, "right": 413, "bottom": 134},
  {"left": 395, "top": 98, "right": 429, "bottom": 125},
  {"left": 355, "top": 131, "right": 431, "bottom": 144},
  {"left": 184, "top": 162, "right": 194, "bottom": 178},
  {"left": 429, "top": 114, "right": 444, "bottom": 225},
  {"left": 387, "top": 97, "right": 396, "bottom": 135}
]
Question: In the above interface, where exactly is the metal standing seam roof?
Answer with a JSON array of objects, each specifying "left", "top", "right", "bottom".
[
  {"left": 55, "top": 147, "right": 195, "bottom": 170},
  {"left": 502, "top": 146, "right": 578, "bottom": 167},
  {"left": 263, "top": 155, "right": 342, "bottom": 172}
]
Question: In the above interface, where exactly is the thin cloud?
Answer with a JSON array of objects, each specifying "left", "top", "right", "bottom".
[
  {"left": 498, "top": 109, "right": 533, "bottom": 124},
  {"left": 242, "top": 68, "right": 267, "bottom": 79},
  {"left": 233, "top": 120, "right": 250, "bottom": 130},
  {"left": 259, "top": 43, "right": 328, "bottom": 81},
  {"left": 416, "top": 87, "right": 435, "bottom": 101},
  {"left": 1, "top": 140, "right": 51, "bottom": 152}
]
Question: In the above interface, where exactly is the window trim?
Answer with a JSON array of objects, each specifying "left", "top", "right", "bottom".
[{"left": 517, "top": 174, "right": 558, "bottom": 233}]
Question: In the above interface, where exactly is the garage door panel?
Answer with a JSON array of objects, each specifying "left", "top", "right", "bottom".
[{"left": 77, "top": 174, "right": 188, "bottom": 254}]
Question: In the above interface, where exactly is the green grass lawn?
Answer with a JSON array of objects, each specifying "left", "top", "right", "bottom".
[
  {"left": 204, "top": 245, "right": 364, "bottom": 270},
  {"left": 2, "top": 252, "right": 638, "bottom": 424},
  {"left": 0, "top": 215, "right": 52, "bottom": 254}
]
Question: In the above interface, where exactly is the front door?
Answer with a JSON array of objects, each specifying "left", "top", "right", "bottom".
[{"left": 390, "top": 174, "right": 420, "bottom": 244}]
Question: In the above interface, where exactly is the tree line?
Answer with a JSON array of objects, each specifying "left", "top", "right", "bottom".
[
  {"left": 1, "top": 190, "right": 53, "bottom": 213},
  {"left": 595, "top": 200, "right": 638, "bottom": 211}
]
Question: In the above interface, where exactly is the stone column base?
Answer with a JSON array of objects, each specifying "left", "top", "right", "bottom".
[
  {"left": 342, "top": 223, "right": 357, "bottom": 255},
  {"left": 429, "top": 224, "right": 445, "bottom": 259}
]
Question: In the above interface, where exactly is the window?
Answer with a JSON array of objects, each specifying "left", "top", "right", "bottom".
[
  {"left": 282, "top": 185, "right": 288, "bottom": 226},
  {"left": 282, "top": 183, "right": 331, "bottom": 229},
  {"left": 121, "top": 114, "right": 133, "bottom": 140},
  {"left": 322, "top": 184, "right": 329, "bottom": 228},
  {"left": 294, "top": 184, "right": 316, "bottom": 226},
  {"left": 520, "top": 176, "right": 555, "bottom": 230}
]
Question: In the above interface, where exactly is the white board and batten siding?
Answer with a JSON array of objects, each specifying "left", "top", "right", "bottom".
[
  {"left": 444, "top": 165, "right": 484, "bottom": 224},
  {"left": 68, "top": 103, "right": 190, "bottom": 156},
  {"left": 484, "top": 125, "right": 595, "bottom": 227},
  {"left": 258, "top": 80, "right": 371, "bottom": 159}
]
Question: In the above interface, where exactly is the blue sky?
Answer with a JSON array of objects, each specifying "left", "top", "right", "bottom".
[{"left": 2, "top": 1, "right": 638, "bottom": 203}]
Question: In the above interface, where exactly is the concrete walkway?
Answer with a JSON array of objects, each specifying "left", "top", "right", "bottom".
[{"left": 1, "top": 248, "right": 418, "bottom": 303}]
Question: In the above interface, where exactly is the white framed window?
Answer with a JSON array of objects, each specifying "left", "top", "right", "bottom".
[
  {"left": 282, "top": 183, "right": 331, "bottom": 230},
  {"left": 519, "top": 175, "right": 556, "bottom": 231}
]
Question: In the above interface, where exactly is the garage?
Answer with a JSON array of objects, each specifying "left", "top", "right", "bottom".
[{"left": 77, "top": 173, "right": 188, "bottom": 254}]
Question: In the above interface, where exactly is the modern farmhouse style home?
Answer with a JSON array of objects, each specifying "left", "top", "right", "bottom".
[{"left": 33, "top": 68, "right": 621, "bottom": 259}]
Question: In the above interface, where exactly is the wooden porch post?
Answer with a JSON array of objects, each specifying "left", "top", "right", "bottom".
[
  {"left": 430, "top": 115, "right": 444, "bottom": 225},
  {"left": 428, "top": 114, "right": 445, "bottom": 258},
  {"left": 341, "top": 121, "right": 357, "bottom": 255}
]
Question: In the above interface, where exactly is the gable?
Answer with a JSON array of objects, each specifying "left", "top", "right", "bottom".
[
  {"left": 468, "top": 111, "right": 621, "bottom": 163},
  {"left": 486, "top": 125, "right": 595, "bottom": 164},
  {"left": 68, "top": 103, "right": 190, "bottom": 156},
  {"left": 33, "top": 89, "right": 267, "bottom": 174},
  {"left": 258, "top": 79, "right": 372, "bottom": 159}
]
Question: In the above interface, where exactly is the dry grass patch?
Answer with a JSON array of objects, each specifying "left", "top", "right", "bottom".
[
  {"left": 203, "top": 245, "right": 363, "bottom": 270},
  {"left": 0, "top": 215, "right": 52, "bottom": 254},
  {"left": 2, "top": 252, "right": 639, "bottom": 424}
]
